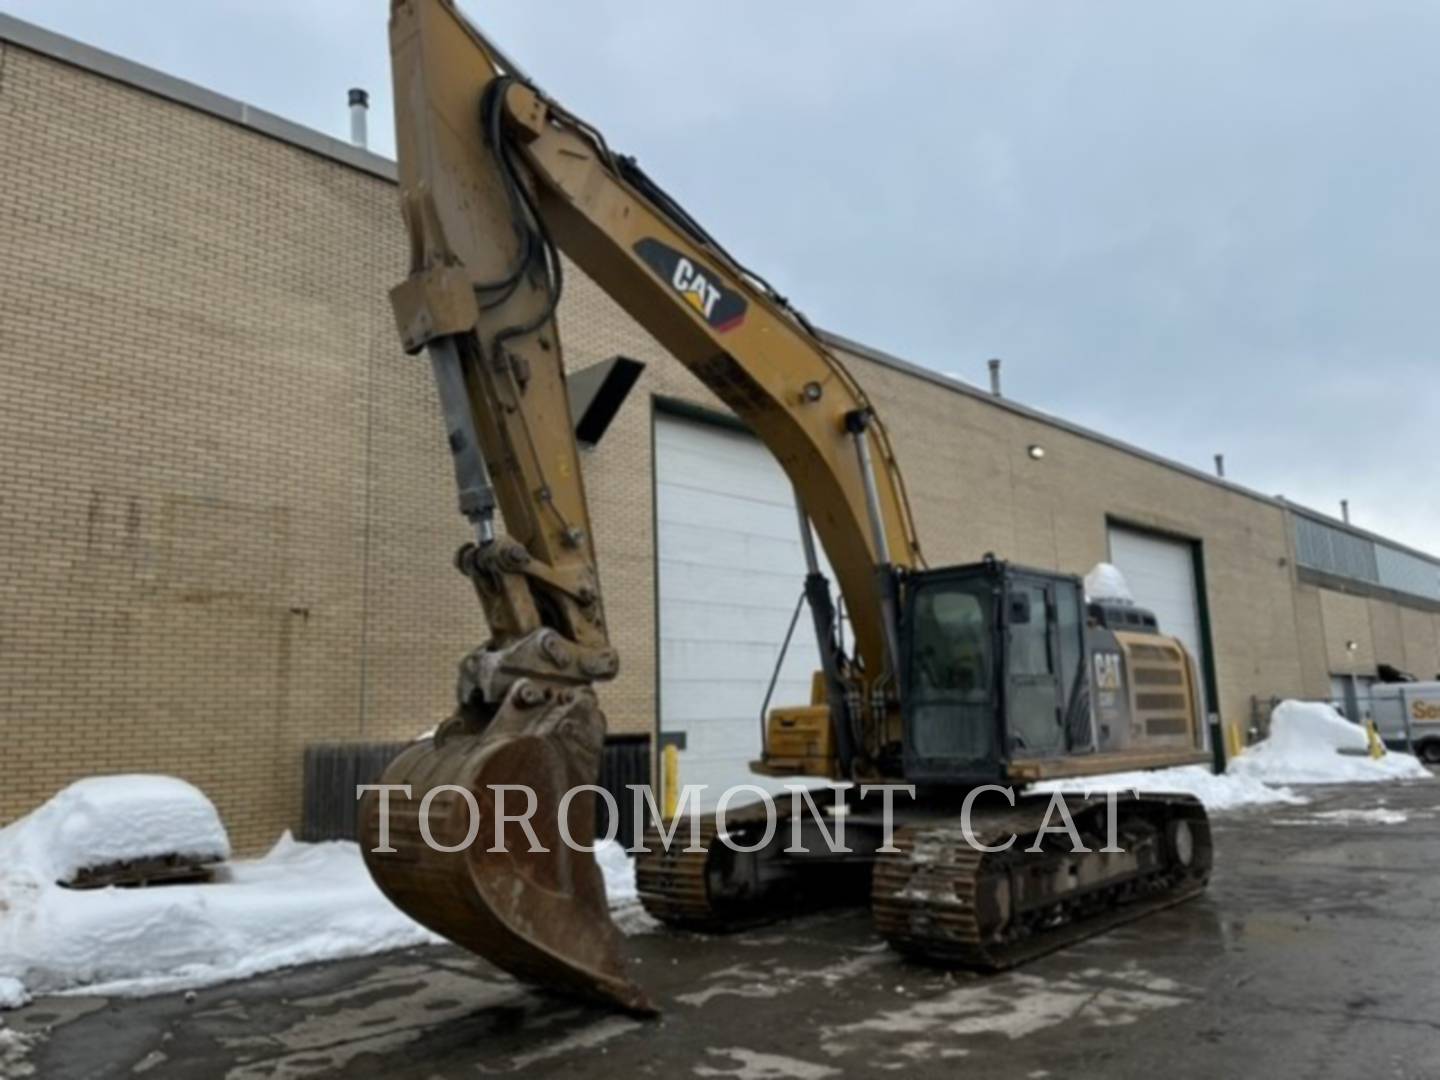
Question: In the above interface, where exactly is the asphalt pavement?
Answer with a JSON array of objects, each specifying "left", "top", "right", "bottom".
[{"left": 6, "top": 775, "right": 1438, "bottom": 1079}]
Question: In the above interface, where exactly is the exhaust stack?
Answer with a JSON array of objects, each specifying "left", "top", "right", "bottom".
[
  {"left": 988, "top": 358, "right": 1002, "bottom": 397},
  {"left": 349, "top": 88, "right": 369, "bottom": 149}
]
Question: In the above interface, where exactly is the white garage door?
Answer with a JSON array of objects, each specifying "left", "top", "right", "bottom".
[
  {"left": 655, "top": 413, "right": 835, "bottom": 803},
  {"left": 1108, "top": 525, "right": 1211, "bottom": 725}
]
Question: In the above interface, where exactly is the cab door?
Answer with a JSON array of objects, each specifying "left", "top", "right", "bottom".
[{"left": 1004, "top": 576, "right": 1066, "bottom": 757}]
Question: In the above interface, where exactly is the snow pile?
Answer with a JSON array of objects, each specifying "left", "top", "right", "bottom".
[
  {"left": 1084, "top": 562, "right": 1134, "bottom": 604},
  {"left": 1230, "top": 701, "right": 1432, "bottom": 784},
  {"left": 1034, "top": 765, "right": 1304, "bottom": 812},
  {"left": 595, "top": 839, "right": 638, "bottom": 906},
  {"left": 0, "top": 775, "right": 229, "bottom": 886},
  {"left": 0, "top": 979, "right": 25, "bottom": 1010},
  {"left": 0, "top": 832, "right": 445, "bottom": 1003},
  {"left": 0, "top": 780, "right": 650, "bottom": 1007}
]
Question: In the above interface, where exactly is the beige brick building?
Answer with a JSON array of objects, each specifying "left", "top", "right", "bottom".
[{"left": 3, "top": 17, "right": 1438, "bottom": 849}]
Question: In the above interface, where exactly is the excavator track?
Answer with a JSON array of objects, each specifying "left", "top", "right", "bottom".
[
  {"left": 871, "top": 792, "right": 1211, "bottom": 970},
  {"left": 638, "top": 791, "right": 1211, "bottom": 972},
  {"left": 636, "top": 797, "right": 870, "bottom": 931},
  {"left": 636, "top": 799, "right": 797, "bottom": 930}
]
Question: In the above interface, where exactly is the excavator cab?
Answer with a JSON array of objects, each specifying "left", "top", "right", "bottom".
[
  {"left": 903, "top": 559, "right": 1089, "bottom": 783},
  {"left": 901, "top": 558, "right": 1203, "bottom": 785}
]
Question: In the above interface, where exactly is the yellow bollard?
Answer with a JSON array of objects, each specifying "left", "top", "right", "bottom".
[
  {"left": 662, "top": 743, "right": 680, "bottom": 820},
  {"left": 1225, "top": 722, "right": 1243, "bottom": 761},
  {"left": 1365, "top": 719, "right": 1386, "bottom": 759}
]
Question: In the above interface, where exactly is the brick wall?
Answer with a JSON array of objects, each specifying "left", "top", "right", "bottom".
[
  {"left": 0, "top": 44, "right": 467, "bottom": 846},
  {"left": 3, "top": 43, "right": 1437, "bottom": 850}
]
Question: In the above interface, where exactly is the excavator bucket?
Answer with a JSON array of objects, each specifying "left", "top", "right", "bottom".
[{"left": 359, "top": 711, "right": 654, "bottom": 1015}]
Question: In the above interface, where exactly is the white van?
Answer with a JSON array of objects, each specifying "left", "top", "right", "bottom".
[{"left": 1368, "top": 682, "right": 1440, "bottom": 764}]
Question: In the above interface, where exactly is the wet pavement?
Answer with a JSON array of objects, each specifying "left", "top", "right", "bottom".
[{"left": 6, "top": 776, "right": 1439, "bottom": 1079}]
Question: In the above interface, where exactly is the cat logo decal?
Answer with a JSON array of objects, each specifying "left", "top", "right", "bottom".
[{"left": 634, "top": 238, "right": 747, "bottom": 333}]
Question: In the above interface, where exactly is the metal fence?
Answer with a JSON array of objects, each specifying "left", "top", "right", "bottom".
[{"left": 301, "top": 735, "right": 653, "bottom": 848}]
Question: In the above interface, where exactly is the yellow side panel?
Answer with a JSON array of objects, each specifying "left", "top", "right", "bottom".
[
  {"left": 1115, "top": 630, "right": 1202, "bottom": 750},
  {"left": 753, "top": 703, "right": 838, "bottom": 778}
]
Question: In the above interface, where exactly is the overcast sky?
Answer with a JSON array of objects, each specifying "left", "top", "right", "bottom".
[{"left": 6, "top": 1, "right": 1438, "bottom": 554}]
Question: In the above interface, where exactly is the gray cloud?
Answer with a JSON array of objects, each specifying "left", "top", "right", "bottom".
[{"left": 6, "top": 0, "right": 1436, "bottom": 552}]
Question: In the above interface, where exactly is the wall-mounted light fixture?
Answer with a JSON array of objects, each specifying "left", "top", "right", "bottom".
[{"left": 1027, "top": 444, "right": 1046, "bottom": 460}]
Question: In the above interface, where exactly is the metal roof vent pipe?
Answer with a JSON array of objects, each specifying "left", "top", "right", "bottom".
[
  {"left": 1214, "top": 453, "right": 1226, "bottom": 479},
  {"left": 988, "top": 358, "right": 1002, "bottom": 397},
  {"left": 1341, "top": 499, "right": 1351, "bottom": 524},
  {"left": 349, "top": 88, "right": 369, "bottom": 149}
]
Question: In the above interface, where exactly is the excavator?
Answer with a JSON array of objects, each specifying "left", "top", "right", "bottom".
[{"left": 360, "top": 0, "right": 1215, "bottom": 1017}]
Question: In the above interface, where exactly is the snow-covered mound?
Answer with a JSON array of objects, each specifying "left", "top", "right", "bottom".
[
  {"left": 0, "top": 775, "right": 229, "bottom": 886},
  {"left": 1231, "top": 700, "right": 1432, "bottom": 784},
  {"left": 1033, "top": 764, "right": 1304, "bottom": 812},
  {"left": 0, "top": 978, "right": 25, "bottom": 1011},
  {"left": 0, "top": 777, "right": 648, "bottom": 1008},
  {"left": 1084, "top": 562, "right": 1134, "bottom": 604},
  {"left": 0, "top": 832, "right": 445, "bottom": 1004}
]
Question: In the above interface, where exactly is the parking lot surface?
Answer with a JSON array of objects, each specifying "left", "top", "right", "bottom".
[{"left": 8, "top": 776, "right": 1439, "bottom": 1079}]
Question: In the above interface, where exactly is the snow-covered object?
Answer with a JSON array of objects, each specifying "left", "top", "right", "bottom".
[
  {"left": 1033, "top": 765, "right": 1304, "bottom": 812},
  {"left": 1084, "top": 562, "right": 1134, "bottom": 604},
  {"left": 1229, "top": 700, "right": 1432, "bottom": 784},
  {"left": 0, "top": 776, "right": 230, "bottom": 886}
]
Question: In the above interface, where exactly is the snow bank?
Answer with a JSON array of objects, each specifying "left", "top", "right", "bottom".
[
  {"left": 0, "top": 775, "right": 229, "bottom": 886},
  {"left": 1034, "top": 765, "right": 1304, "bottom": 812},
  {"left": 0, "top": 832, "right": 445, "bottom": 1002},
  {"left": 1231, "top": 701, "right": 1432, "bottom": 784},
  {"left": 1084, "top": 562, "right": 1134, "bottom": 604},
  {"left": 0, "top": 783, "right": 648, "bottom": 1007}
]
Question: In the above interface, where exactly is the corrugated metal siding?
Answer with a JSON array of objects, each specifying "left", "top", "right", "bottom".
[
  {"left": 1295, "top": 515, "right": 1440, "bottom": 602},
  {"left": 1295, "top": 516, "right": 1379, "bottom": 583},
  {"left": 1376, "top": 545, "right": 1440, "bottom": 602}
]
